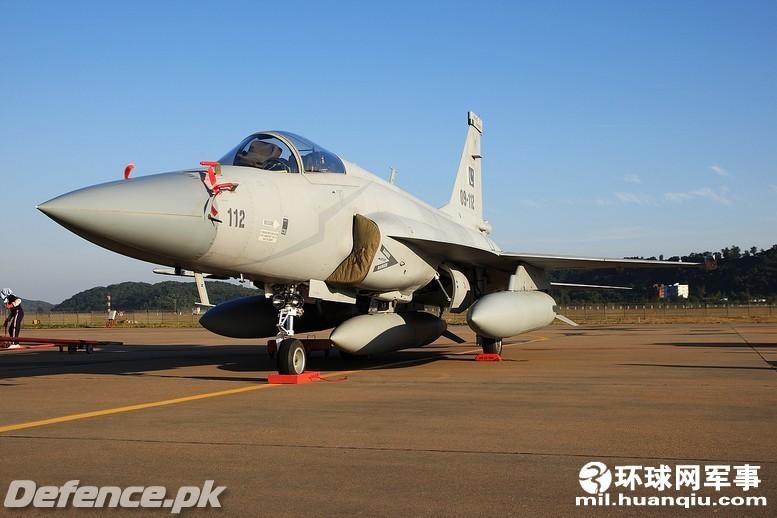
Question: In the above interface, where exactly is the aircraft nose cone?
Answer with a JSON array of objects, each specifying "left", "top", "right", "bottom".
[{"left": 38, "top": 172, "right": 217, "bottom": 261}]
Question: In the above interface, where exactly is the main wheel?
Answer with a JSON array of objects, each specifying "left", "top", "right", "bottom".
[
  {"left": 479, "top": 336, "right": 502, "bottom": 355},
  {"left": 277, "top": 338, "right": 306, "bottom": 375}
]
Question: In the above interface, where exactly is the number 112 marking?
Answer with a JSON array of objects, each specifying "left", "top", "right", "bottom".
[{"left": 227, "top": 208, "right": 246, "bottom": 228}]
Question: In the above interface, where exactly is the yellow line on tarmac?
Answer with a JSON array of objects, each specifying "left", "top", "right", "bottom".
[
  {"left": 0, "top": 369, "right": 365, "bottom": 434},
  {"left": 0, "top": 335, "right": 547, "bottom": 434},
  {"left": 0, "top": 384, "right": 278, "bottom": 434}
]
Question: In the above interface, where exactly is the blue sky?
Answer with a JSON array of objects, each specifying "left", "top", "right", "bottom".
[{"left": 1, "top": 1, "right": 775, "bottom": 302}]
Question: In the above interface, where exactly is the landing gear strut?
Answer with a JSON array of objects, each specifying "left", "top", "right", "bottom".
[
  {"left": 478, "top": 335, "right": 502, "bottom": 355},
  {"left": 272, "top": 285, "right": 307, "bottom": 375}
]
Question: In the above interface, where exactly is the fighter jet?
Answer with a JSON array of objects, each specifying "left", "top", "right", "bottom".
[{"left": 38, "top": 112, "right": 703, "bottom": 375}]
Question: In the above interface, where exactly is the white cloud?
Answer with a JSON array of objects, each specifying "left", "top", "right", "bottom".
[
  {"left": 615, "top": 192, "right": 654, "bottom": 205},
  {"left": 663, "top": 187, "right": 732, "bottom": 206},
  {"left": 692, "top": 186, "right": 732, "bottom": 205},
  {"left": 664, "top": 192, "right": 693, "bottom": 203},
  {"left": 709, "top": 164, "right": 729, "bottom": 177},
  {"left": 623, "top": 174, "right": 641, "bottom": 184}
]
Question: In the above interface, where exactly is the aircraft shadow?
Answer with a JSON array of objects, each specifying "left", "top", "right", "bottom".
[{"left": 0, "top": 343, "right": 485, "bottom": 382}]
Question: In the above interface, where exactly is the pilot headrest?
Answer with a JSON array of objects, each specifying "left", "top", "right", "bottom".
[{"left": 247, "top": 141, "right": 281, "bottom": 161}]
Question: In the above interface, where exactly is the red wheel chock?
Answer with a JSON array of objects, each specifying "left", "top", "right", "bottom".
[
  {"left": 268, "top": 372, "right": 321, "bottom": 384},
  {"left": 475, "top": 353, "right": 502, "bottom": 362}
]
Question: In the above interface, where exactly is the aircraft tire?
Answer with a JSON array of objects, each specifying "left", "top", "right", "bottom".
[
  {"left": 277, "top": 338, "right": 306, "bottom": 375},
  {"left": 479, "top": 336, "right": 502, "bottom": 355}
]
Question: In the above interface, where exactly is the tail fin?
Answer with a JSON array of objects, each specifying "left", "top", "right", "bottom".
[{"left": 440, "top": 112, "right": 488, "bottom": 233}]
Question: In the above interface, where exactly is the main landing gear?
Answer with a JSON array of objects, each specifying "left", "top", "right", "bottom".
[
  {"left": 478, "top": 335, "right": 503, "bottom": 355},
  {"left": 272, "top": 285, "right": 307, "bottom": 375}
]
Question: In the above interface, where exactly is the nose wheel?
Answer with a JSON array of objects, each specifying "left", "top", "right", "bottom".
[{"left": 277, "top": 338, "right": 306, "bottom": 375}]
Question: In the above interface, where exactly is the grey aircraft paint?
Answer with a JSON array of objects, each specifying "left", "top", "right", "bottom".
[{"left": 38, "top": 112, "right": 704, "bottom": 374}]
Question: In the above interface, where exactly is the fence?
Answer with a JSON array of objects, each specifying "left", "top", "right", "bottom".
[
  {"left": 443, "top": 304, "right": 777, "bottom": 326},
  {"left": 3, "top": 304, "right": 777, "bottom": 330},
  {"left": 2, "top": 310, "right": 203, "bottom": 329},
  {"left": 558, "top": 303, "right": 776, "bottom": 324}
]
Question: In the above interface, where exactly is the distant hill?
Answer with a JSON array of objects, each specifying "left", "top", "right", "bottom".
[
  {"left": 54, "top": 281, "right": 258, "bottom": 312},
  {"left": 21, "top": 299, "right": 55, "bottom": 313}
]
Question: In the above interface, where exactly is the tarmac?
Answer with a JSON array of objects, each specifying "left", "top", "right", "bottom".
[{"left": 1, "top": 323, "right": 775, "bottom": 517}]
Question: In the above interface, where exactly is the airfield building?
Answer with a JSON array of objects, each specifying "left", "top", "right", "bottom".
[{"left": 654, "top": 283, "right": 689, "bottom": 299}]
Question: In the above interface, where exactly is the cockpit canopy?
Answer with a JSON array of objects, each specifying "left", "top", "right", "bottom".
[{"left": 219, "top": 131, "right": 345, "bottom": 174}]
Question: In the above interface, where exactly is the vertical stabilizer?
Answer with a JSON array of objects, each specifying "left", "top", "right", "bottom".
[{"left": 440, "top": 112, "right": 487, "bottom": 232}]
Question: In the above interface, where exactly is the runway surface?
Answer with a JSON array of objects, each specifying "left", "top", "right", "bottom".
[{"left": 1, "top": 323, "right": 775, "bottom": 516}]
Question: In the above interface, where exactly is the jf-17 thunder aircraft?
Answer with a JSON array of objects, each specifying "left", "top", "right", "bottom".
[{"left": 38, "top": 112, "right": 705, "bottom": 375}]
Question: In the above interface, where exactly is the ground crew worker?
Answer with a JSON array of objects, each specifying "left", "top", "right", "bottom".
[{"left": 2, "top": 288, "right": 23, "bottom": 348}]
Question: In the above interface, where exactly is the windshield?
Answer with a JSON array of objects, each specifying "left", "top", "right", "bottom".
[
  {"left": 276, "top": 131, "right": 346, "bottom": 174},
  {"left": 221, "top": 134, "right": 299, "bottom": 173},
  {"left": 219, "top": 131, "right": 345, "bottom": 174}
]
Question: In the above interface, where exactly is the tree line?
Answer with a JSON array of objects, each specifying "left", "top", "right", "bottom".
[
  {"left": 551, "top": 244, "right": 777, "bottom": 303},
  {"left": 53, "top": 281, "right": 257, "bottom": 312}
]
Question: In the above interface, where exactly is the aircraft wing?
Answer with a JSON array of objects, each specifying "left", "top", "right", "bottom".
[
  {"left": 496, "top": 252, "right": 704, "bottom": 271},
  {"left": 391, "top": 236, "right": 706, "bottom": 272},
  {"left": 369, "top": 213, "right": 707, "bottom": 272}
]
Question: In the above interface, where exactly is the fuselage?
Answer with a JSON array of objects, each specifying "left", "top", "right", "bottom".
[
  {"left": 198, "top": 160, "right": 498, "bottom": 283},
  {"left": 38, "top": 151, "right": 497, "bottom": 298}
]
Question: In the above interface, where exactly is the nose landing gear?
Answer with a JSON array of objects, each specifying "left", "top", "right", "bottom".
[{"left": 272, "top": 285, "right": 308, "bottom": 375}]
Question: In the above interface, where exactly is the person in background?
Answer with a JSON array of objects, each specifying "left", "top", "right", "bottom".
[{"left": 2, "top": 288, "right": 23, "bottom": 348}]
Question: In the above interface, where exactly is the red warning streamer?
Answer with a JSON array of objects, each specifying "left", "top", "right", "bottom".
[{"left": 200, "top": 161, "right": 238, "bottom": 218}]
